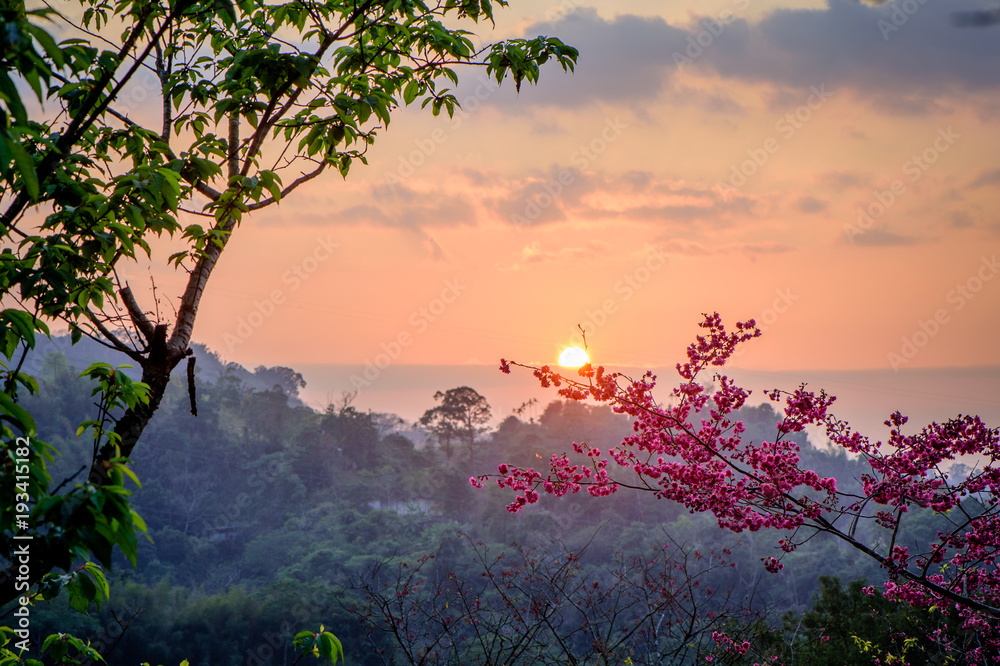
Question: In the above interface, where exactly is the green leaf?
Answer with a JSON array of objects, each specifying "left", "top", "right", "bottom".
[
  {"left": 402, "top": 80, "right": 419, "bottom": 105},
  {"left": 129, "top": 508, "right": 148, "bottom": 534},
  {"left": 318, "top": 632, "right": 344, "bottom": 664},
  {"left": 2, "top": 309, "right": 38, "bottom": 347},
  {"left": 215, "top": 0, "right": 237, "bottom": 27},
  {"left": 26, "top": 23, "right": 65, "bottom": 68},
  {"left": 67, "top": 570, "right": 97, "bottom": 613},
  {"left": 120, "top": 465, "right": 143, "bottom": 490},
  {"left": 83, "top": 563, "right": 110, "bottom": 603},
  {"left": 6, "top": 138, "right": 39, "bottom": 200},
  {"left": 0, "top": 391, "right": 37, "bottom": 435}
]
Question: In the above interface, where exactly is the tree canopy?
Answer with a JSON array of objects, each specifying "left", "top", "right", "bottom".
[
  {"left": 419, "top": 386, "right": 491, "bottom": 462},
  {"left": 0, "top": 0, "right": 577, "bottom": 656}
]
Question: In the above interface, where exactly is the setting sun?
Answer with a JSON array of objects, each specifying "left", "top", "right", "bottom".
[{"left": 558, "top": 346, "right": 590, "bottom": 368}]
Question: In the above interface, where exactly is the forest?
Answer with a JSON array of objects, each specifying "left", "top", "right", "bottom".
[{"left": 2, "top": 338, "right": 975, "bottom": 665}]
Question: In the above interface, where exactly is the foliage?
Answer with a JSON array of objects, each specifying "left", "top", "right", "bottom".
[
  {"left": 0, "top": 626, "right": 105, "bottom": 666},
  {"left": 2, "top": 0, "right": 576, "bottom": 658},
  {"left": 10, "top": 347, "right": 888, "bottom": 664},
  {"left": 294, "top": 626, "right": 345, "bottom": 665},
  {"left": 1, "top": 358, "right": 149, "bottom": 609},
  {"left": 347, "top": 533, "right": 769, "bottom": 666},
  {"left": 481, "top": 312, "right": 1000, "bottom": 663},
  {"left": 419, "top": 386, "right": 491, "bottom": 463},
  {"left": 1, "top": 0, "right": 577, "bottom": 603},
  {"left": 759, "top": 576, "right": 965, "bottom": 666},
  {"left": 1, "top": 1, "right": 579, "bottom": 663}
]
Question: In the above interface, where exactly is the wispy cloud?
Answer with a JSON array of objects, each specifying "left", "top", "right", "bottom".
[
  {"left": 842, "top": 227, "right": 918, "bottom": 247},
  {"left": 506, "top": 240, "right": 612, "bottom": 271},
  {"left": 656, "top": 238, "right": 792, "bottom": 260}
]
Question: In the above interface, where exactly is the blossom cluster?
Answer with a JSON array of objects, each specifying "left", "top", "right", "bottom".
[{"left": 478, "top": 313, "right": 1000, "bottom": 661}]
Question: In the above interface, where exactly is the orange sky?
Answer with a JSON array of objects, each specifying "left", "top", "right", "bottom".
[{"left": 113, "top": 0, "right": 1000, "bottom": 380}]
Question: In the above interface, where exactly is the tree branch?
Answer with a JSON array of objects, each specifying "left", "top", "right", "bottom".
[
  {"left": 246, "top": 162, "right": 326, "bottom": 211},
  {"left": 228, "top": 112, "right": 239, "bottom": 181},
  {"left": 120, "top": 285, "right": 155, "bottom": 344},
  {"left": 1, "top": 1, "right": 176, "bottom": 231},
  {"left": 240, "top": 0, "right": 379, "bottom": 176},
  {"left": 186, "top": 356, "right": 197, "bottom": 416},
  {"left": 104, "top": 105, "right": 222, "bottom": 202},
  {"left": 84, "top": 308, "right": 144, "bottom": 363}
]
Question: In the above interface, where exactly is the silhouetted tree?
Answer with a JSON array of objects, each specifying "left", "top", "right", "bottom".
[{"left": 419, "top": 387, "right": 491, "bottom": 465}]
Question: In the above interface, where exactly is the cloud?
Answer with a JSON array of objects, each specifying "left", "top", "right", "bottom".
[
  {"left": 950, "top": 210, "right": 974, "bottom": 228},
  {"left": 970, "top": 168, "right": 1000, "bottom": 188},
  {"left": 508, "top": 240, "right": 611, "bottom": 270},
  {"left": 485, "top": 165, "right": 762, "bottom": 229},
  {"left": 847, "top": 227, "right": 918, "bottom": 247},
  {"left": 421, "top": 234, "right": 449, "bottom": 262},
  {"left": 698, "top": 0, "right": 1000, "bottom": 112},
  {"left": 819, "top": 170, "right": 872, "bottom": 191},
  {"left": 477, "top": 1, "right": 1000, "bottom": 113},
  {"left": 669, "top": 85, "right": 747, "bottom": 116},
  {"left": 300, "top": 166, "right": 766, "bottom": 233},
  {"left": 488, "top": 166, "right": 593, "bottom": 227},
  {"left": 656, "top": 238, "right": 793, "bottom": 260},
  {"left": 795, "top": 195, "right": 827, "bottom": 213},
  {"left": 483, "top": 8, "right": 688, "bottom": 108},
  {"left": 326, "top": 198, "right": 478, "bottom": 230}
]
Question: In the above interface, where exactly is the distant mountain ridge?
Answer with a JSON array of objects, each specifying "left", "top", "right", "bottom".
[
  {"left": 292, "top": 361, "right": 1000, "bottom": 440},
  {"left": 21, "top": 335, "right": 307, "bottom": 404},
  {"left": 20, "top": 336, "right": 1000, "bottom": 439}
]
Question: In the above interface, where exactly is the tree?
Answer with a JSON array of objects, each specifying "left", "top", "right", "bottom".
[
  {"left": 1, "top": 0, "right": 576, "bottom": 635},
  {"left": 477, "top": 313, "right": 1000, "bottom": 663},
  {"left": 254, "top": 365, "right": 307, "bottom": 399},
  {"left": 759, "top": 576, "right": 965, "bottom": 666},
  {"left": 419, "top": 386, "right": 491, "bottom": 465},
  {"left": 346, "top": 533, "right": 771, "bottom": 665},
  {"left": 2, "top": 0, "right": 575, "bottom": 478}
]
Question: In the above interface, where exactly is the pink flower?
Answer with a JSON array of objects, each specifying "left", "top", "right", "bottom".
[{"left": 476, "top": 313, "right": 1000, "bottom": 658}]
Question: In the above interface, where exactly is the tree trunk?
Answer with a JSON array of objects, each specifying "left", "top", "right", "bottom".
[{"left": 88, "top": 324, "right": 187, "bottom": 484}]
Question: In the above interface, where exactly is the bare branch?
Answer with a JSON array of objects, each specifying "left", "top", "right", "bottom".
[
  {"left": 83, "top": 308, "right": 144, "bottom": 363},
  {"left": 120, "top": 285, "right": 155, "bottom": 344},
  {"left": 228, "top": 112, "right": 239, "bottom": 181}
]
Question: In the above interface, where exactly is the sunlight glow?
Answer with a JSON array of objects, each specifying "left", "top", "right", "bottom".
[{"left": 558, "top": 346, "right": 590, "bottom": 368}]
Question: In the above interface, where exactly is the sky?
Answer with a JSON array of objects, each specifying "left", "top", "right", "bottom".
[{"left": 104, "top": 0, "right": 1000, "bottom": 424}]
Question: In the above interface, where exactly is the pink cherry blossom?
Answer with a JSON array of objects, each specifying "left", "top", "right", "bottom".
[{"left": 476, "top": 313, "right": 1000, "bottom": 662}]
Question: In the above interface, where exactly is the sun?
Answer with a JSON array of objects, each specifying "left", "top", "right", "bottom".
[{"left": 558, "top": 346, "right": 590, "bottom": 368}]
